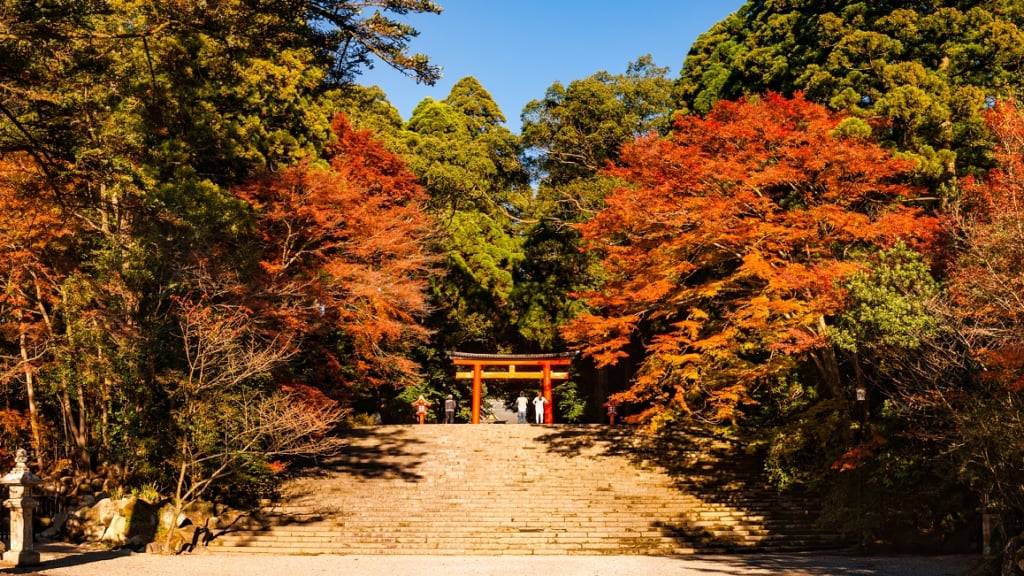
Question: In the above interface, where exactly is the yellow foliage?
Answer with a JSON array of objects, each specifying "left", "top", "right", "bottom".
[
  {"left": 664, "top": 353, "right": 703, "bottom": 366},
  {"left": 739, "top": 252, "right": 777, "bottom": 280}
]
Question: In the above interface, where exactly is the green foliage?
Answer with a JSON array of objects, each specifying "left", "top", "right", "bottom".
[
  {"left": 517, "top": 57, "right": 673, "bottom": 353},
  {"left": 759, "top": 392, "right": 976, "bottom": 549},
  {"left": 830, "top": 242, "right": 942, "bottom": 353},
  {"left": 512, "top": 208, "right": 606, "bottom": 350},
  {"left": 434, "top": 211, "right": 521, "bottom": 342},
  {"left": 763, "top": 398, "right": 853, "bottom": 490},
  {"left": 677, "top": 0, "right": 1024, "bottom": 189},
  {"left": 823, "top": 399, "right": 977, "bottom": 551},
  {"left": 831, "top": 117, "right": 874, "bottom": 139},
  {"left": 522, "top": 55, "right": 675, "bottom": 185},
  {"left": 130, "top": 483, "right": 162, "bottom": 503},
  {"left": 954, "top": 392, "right": 1024, "bottom": 515},
  {"left": 554, "top": 381, "right": 587, "bottom": 423},
  {"left": 328, "top": 85, "right": 406, "bottom": 137},
  {"left": 444, "top": 76, "right": 510, "bottom": 136},
  {"left": 396, "top": 78, "right": 529, "bottom": 362},
  {"left": 308, "top": 0, "right": 444, "bottom": 85}
]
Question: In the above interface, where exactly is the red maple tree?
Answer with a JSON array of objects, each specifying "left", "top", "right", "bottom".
[
  {"left": 0, "top": 154, "right": 73, "bottom": 462},
  {"left": 563, "top": 93, "right": 938, "bottom": 425},
  {"left": 233, "top": 114, "right": 437, "bottom": 392},
  {"left": 949, "top": 99, "right": 1024, "bottom": 392}
]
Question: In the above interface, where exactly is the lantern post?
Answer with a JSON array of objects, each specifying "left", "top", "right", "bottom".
[{"left": 2, "top": 448, "right": 42, "bottom": 567}]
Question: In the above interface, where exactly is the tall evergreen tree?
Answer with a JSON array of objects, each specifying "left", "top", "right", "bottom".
[
  {"left": 676, "top": 0, "right": 1024, "bottom": 189},
  {"left": 516, "top": 57, "right": 675, "bottom": 351},
  {"left": 399, "top": 78, "right": 528, "bottom": 353}
]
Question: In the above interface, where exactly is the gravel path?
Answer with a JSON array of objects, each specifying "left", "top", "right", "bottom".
[{"left": 0, "top": 544, "right": 982, "bottom": 576}]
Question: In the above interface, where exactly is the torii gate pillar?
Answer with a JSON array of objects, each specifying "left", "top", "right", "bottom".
[
  {"left": 541, "top": 362, "right": 554, "bottom": 424},
  {"left": 471, "top": 363, "right": 483, "bottom": 424}
]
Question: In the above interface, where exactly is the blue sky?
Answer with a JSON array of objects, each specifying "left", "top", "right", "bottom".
[{"left": 357, "top": 1, "right": 746, "bottom": 130}]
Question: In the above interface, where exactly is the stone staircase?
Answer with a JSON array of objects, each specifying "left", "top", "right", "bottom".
[{"left": 207, "top": 424, "right": 848, "bottom": 555}]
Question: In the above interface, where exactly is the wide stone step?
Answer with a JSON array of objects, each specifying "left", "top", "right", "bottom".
[{"left": 205, "top": 424, "right": 848, "bottom": 555}]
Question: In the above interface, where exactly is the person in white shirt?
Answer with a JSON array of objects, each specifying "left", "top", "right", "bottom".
[
  {"left": 516, "top": 392, "right": 529, "bottom": 424},
  {"left": 533, "top": 392, "right": 547, "bottom": 424}
]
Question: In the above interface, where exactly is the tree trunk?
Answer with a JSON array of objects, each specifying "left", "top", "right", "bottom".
[
  {"left": 58, "top": 291, "right": 91, "bottom": 469},
  {"left": 19, "top": 330, "right": 44, "bottom": 469},
  {"left": 58, "top": 378, "right": 91, "bottom": 470},
  {"left": 809, "top": 315, "right": 843, "bottom": 397}
]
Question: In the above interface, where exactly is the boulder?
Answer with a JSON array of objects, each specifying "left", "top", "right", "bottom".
[
  {"left": 123, "top": 498, "right": 159, "bottom": 549},
  {"left": 93, "top": 497, "right": 120, "bottom": 526},
  {"left": 39, "top": 509, "right": 68, "bottom": 540},
  {"left": 65, "top": 498, "right": 108, "bottom": 541},
  {"left": 158, "top": 500, "right": 217, "bottom": 533},
  {"left": 158, "top": 503, "right": 187, "bottom": 531},
  {"left": 146, "top": 525, "right": 201, "bottom": 555},
  {"left": 63, "top": 496, "right": 159, "bottom": 546},
  {"left": 1003, "top": 536, "right": 1024, "bottom": 576},
  {"left": 100, "top": 513, "right": 128, "bottom": 546}
]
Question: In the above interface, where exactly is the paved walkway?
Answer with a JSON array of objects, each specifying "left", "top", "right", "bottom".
[{"left": 0, "top": 544, "right": 982, "bottom": 576}]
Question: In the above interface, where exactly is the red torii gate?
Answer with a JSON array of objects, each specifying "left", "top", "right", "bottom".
[{"left": 447, "top": 351, "right": 576, "bottom": 424}]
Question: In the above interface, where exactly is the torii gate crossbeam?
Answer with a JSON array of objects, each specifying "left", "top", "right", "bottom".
[{"left": 447, "top": 352, "right": 577, "bottom": 424}]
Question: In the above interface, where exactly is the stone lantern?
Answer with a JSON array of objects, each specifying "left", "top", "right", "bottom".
[{"left": 2, "top": 448, "right": 42, "bottom": 566}]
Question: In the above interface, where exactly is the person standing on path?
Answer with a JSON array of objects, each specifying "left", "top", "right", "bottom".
[
  {"left": 444, "top": 394, "right": 456, "bottom": 424},
  {"left": 516, "top": 392, "right": 529, "bottom": 424},
  {"left": 533, "top": 392, "right": 547, "bottom": 424}
]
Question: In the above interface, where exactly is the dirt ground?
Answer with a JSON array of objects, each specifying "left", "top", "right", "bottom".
[{"left": 0, "top": 543, "right": 983, "bottom": 576}]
